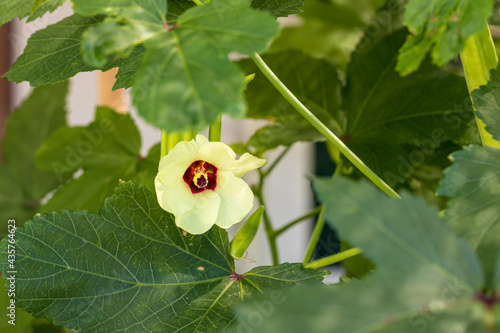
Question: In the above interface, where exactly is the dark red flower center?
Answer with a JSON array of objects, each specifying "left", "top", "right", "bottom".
[{"left": 183, "top": 160, "right": 217, "bottom": 194}]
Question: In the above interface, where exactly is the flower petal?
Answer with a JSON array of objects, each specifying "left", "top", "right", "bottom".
[
  {"left": 157, "top": 139, "right": 198, "bottom": 187},
  {"left": 195, "top": 134, "right": 209, "bottom": 146},
  {"left": 175, "top": 190, "right": 221, "bottom": 235},
  {"left": 231, "top": 153, "right": 267, "bottom": 177},
  {"left": 197, "top": 141, "right": 237, "bottom": 171},
  {"left": 155, "top": 177, "right": 194, "bottom": 215},
  {"left": 214, "top": 171, "right": 254, "bottom": 229}
]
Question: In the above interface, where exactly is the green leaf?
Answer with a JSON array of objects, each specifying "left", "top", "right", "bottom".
[
  {"left": 75, "top": 0, "right": 278, "bottom": 131},
  {"left": 250, "top": 0, "right": 304, "bottom": 17},
  {"left": 132, "top": 0, "right": 279, "bottom": 131},
  {"left": 231, "top": 177, "right": 487, "bottom": 332},
  {"left": 112, "top": 45, "right": 145, "bottom": 90},
  {"left": 0, "top": 182, "right": 326, "bottom": 332},
  {"left": 73, "top": 0, "right": 166, "bottom": 24},
  {"left": 0, "top": 82, "right": 68, "bottom": 237},
  {"left": 166, "top": 0, "right": 195, "bottom": 23},
  {"left": 239, "top": 50, "right": 342, "bottom": 152},
  {"left": 242, "top": 31, "right": 478, "bottom": 182},
  {"left": 246, "top": 118, "right": 324, "bottom": 153},
  {"left": 397, "top": 0, "right": 494, "bottom": 75},
  {"left": 341, "top": 29, "right": 478, "bottom": 186},
  {"left": 165, "top": 0, "right": 304, "bottom": 20},
  {"left": 0, "top": 0, "right": 32, "bottom": 26},
  {"left": 133, "top": 34, "right": 248, "bottom": 132},
  {"left": 0, "top": 280, "right": 34, "bottom": 333},
  {"left": 28, "top": 0, "right": 67, "bottom": 21},
  {"left": 496, "top": 253, "right": 500, "bottom": 289},
  {"left": 5, "top": 14, "right": 102, "bottom": 86},
  {"left": 438, "top": 145, "right": 500, "bottom": 289},
  {"left": 472, "top": 66, "right": 500, "bottom": 141},
  {"left": 35, "top": 107, "right": 158, "bottom": 213},
  {"left": 269, "top": 0, "right": 391, "bottom": 70},
  {"left": 75, "top": 0, "right": 167, "bottom": 67}
]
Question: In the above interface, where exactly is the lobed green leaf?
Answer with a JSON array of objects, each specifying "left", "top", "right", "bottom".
[
  {"left": 342, "top": 28, "right": 478, "bottom": 186},
  {"left": 0, "top": 279, "right": 34, "bottom": 332},
  {"left": 5, "top": 14, "right": 102, "bottom": 86},
  {"left": 397, "top": 0, "right": 494, "bottom": 75},
  {"left": 438, "top": 146, "right": 500, "bottom": 289},
  {"left": 0, "top": 182, "right": 326, "bottom": 332},
  {"left": 28, "top": 0, "right": 67, "bottom": 22},
  {"left": 250, "top": 0, "right": 304, "bottom": 17},
  {"left": 0, "top": 0, "right": 32, "bottom": 26},
  {"left": 112, "top": 45, "right": 146, "bottom": 90},
  {"left": 132, "top": 0, "right": 279, "bottom": 131},
  {"left": 0, "top": 82, "right": 69, "bottom": 237},
  {"left": 230, "top": 177, "right": 488, "bottom": 332},
  {"left": 35, "top": 107, "right": 158, "bottom": 213},
  {"left": 472, "top": 66, "right": 500, "bottom": 142}
]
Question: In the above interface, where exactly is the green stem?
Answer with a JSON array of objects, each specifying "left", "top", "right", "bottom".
[
  {"left": 183, "top": 131, "right": 195, "bottom": 142},
  {"left": 303, "top": 208, "right": 326, "bottom": 263},
  {"left": 167, "top": 133, "right": 181, "bottom": 152},
  {"left": 263, "top": 146, "right": 291, "bottom": 176},
  {"left": 274, "top": 206, "right": 323, "bottom": 237},
  {"left": 304, "top": 248, "right": 362, "bottom": 269},
  {"left": 460, "top": 24, "right": 500, "bottom": 148},
  {"left": 209, "top": 116, "right": 222, "bottom": 142},
  {"left": 333, "top": 157, "right": 343, "bottom": 177},
  {"left": 251, "top": 53, "right": 399, "bottom": 199},
  {"left": 161, "top": 130, "right": 169, "bottom": 158},
  {"left": 255, "top": 169, "right": 279, "bottom": 265}
]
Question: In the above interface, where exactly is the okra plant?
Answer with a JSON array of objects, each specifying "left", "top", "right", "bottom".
[{"left": 1, "top": 0, "right": 500, "bottom": 332}]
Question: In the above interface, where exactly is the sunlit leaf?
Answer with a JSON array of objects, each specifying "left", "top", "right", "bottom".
[
  {"left": 29, "top": 0, "right": 66, "bottom": 21},
  {"left": 132, "top": 0, "right": 279, "bottom": 131},
  {"left": 5, "top": 14, "right": 102, "bottom": 86},
  {"left": 0, "top": 0, "right": 32, "bottom": 26},
  {"left": 397, "top": 0, "right": 494, "bottom": 75}
]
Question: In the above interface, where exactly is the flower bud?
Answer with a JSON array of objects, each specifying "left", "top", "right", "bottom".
[{"left": 230, "top": 206, "right": 264, "bottom": 259}]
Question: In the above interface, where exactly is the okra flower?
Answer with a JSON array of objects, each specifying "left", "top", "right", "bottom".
[{"left": 155, "top": 134, "right": 266, "bottom": 234}]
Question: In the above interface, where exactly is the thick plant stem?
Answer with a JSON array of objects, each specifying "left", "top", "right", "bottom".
[
  {"left": 251, "top": 53, "right": 399, "bottom": 199},
  {"left": 460, "top": 24, "right": 500, "bottom": 148},
  {"left": 162, "top": 131, "right": 195, "bottom": 159},
  {"left": 167, "top": 133, "right": 181, "bottom": 152},
  {"left": 183, "top": 131, "right": 195, "bottom": 142},
  {"left": 209, "top": 116, "right": 222, "bottom": 142},
  {"left": 303, "top": 208, "right": 326, "bottom": 263},
  {"left": 161, "top": 130, "right": 168, "bottom": 158},
  {"left": 304, "top": 248, "right": 362, "bottom": 269}
]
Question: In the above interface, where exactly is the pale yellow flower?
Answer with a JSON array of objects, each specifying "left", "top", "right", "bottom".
[{"left": 155, "top": 134, "right": 266, "bottom": 234}]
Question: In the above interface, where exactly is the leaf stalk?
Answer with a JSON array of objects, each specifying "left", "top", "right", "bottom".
[{"left": 304, "top": 248, "right": 362, "bottom": 269}]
